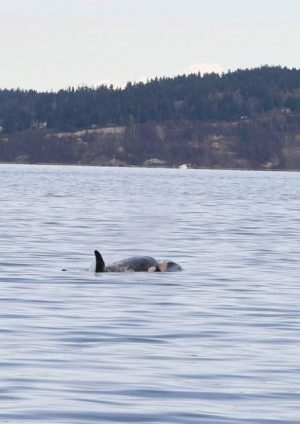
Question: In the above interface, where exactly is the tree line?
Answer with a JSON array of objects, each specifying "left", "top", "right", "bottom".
[{"left": 1, "top": 66, "right": 300, "bottom": 134}]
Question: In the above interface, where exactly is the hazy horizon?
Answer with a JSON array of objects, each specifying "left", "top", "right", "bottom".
[
  {"left": 1, "top": 0, "right": 300, "bottom": 91},
  {"left": 1, "top": 64, "right": 298, "bottom": 93}
]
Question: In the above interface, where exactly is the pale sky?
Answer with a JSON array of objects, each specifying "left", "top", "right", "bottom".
[{"left": 1, "top": 0, "right": 300, "bottom": 91}]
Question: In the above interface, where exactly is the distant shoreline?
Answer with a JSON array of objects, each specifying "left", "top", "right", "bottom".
[
  {"left": 1, "top": 161, "right": 299, "bottom": 173},
  {"left": 1, "top": 67, "right": 300, "bottom": 171}
]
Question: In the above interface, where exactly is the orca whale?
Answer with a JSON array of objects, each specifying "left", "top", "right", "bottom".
[{"left": 94, "top": 250, "right": 182, "bottom": 273}]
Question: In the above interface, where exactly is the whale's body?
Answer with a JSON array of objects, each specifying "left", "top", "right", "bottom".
[
  {"left": 94, "top": 250, "right": 182, "bottom": 273},
  {"left": 106, "top": 256, "right": 160, "bottom": 272}
]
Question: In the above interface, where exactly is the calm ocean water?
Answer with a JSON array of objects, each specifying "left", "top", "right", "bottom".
[{"left": 0, "top": 164, "right": 300, "bottom": 423}]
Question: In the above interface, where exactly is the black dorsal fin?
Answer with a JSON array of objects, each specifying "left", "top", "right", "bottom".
[{"left": 94, "top": 250, "right": 106, "bottom": 272}]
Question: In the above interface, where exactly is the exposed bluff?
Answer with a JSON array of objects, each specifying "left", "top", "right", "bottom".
[{"left": 1, "top": 114, "right": 300, "bottom": 170}]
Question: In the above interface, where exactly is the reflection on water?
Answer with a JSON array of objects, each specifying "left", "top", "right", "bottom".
[{"left": 0, "top": 164, "right": 300, "bottom": 423}]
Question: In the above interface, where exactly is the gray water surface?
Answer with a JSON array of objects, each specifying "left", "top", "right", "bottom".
[{"left": 0, "top": 164, "right": 300, "bottom": 423}]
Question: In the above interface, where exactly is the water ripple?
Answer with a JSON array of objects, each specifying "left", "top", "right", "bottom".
[{"left": 0, "top": 165, "right": 300, "bottom": 423}]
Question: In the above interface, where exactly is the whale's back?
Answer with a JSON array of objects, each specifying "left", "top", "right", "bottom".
[{"left": 106, "top": 256, "right": 159, "bottom": 272}]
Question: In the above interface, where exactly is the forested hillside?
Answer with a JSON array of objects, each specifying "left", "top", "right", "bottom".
[
  {"left": 1, "top": 66, "right": 300, "bottom": 170},
  {"left": 1, "top": 66, "right": 300, "bottom": 134}
]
